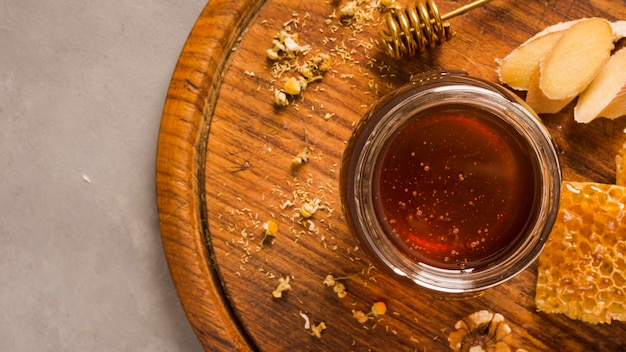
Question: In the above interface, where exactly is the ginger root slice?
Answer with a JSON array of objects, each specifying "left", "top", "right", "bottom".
[
  {"left": 574, "top": 48, "right": 626, "bottom": 123},
  {"left": 526, "top": 65, "right": 573, "bottom": 114},
  {"left": 612, "top": 20, "right": 626, "bottom": 40},
  {"left": 496, "top": 30, "right": 565, "bottom": 91},
  {"left": 539, "top": 18, "right": 614, "bottom": 101},
  {"left": 496, "top": 19, "right": 586, "bottom": 91},
  {"left": 599, "top": 91, "right": 626, "bottom": 120},
  {"left": 497, "top": 18, "right": 626, "bottom": 120}
]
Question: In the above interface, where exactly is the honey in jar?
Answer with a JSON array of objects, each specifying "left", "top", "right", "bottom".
[
  {"left": 341, "top": 71, "right": 561, "bottom": 293},
  {"left": 374, "top": 105, "right": 537, "bottom": 270}
]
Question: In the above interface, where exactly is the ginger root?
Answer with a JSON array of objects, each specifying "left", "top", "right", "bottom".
[
  {"left": 497, "top": 18, "right": 626, "bottom": 121},
  {"left": 538, "top": 18, "right": 614, "bottom": 101},
  {"left": 525, "top": 66, "right": 572, "bottom": 114},
  {"left": 574, "top": 47, "right": 626, "bottom": 123},
  {"left": 496, "top": 20, "right": 580, "bottom": 91}
]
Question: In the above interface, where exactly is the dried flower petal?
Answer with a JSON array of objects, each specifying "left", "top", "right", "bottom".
[
  {"left": 300, "top": 199, "right": 320, "bottom": 218},
  {"left": 274, "top": 90, "right": 289, "bottom": 106},
  {"left": 340, "top": 1, "right": 358, "bottom": 17},
  {"left": 292, "top": 147, "right": 311, "bottom": 166},
  {"left": 268, "top": 30, "right": 309, "bottom": 60},
  {"left": 333, "top": 282, "right": 347, "bottom": 298},
  {"left": 266, "top": 48, "right": 279, "bottom": 60},
  {"left": 352, "top": 310, "right": 369, "bottom": 324},
  {"left": 323, "top": 274, "right": 336, "bottom": 287},
  {"left": 311, "top": 321, "right": 327, "bottom": 338},
  {"left": 279, "top": 200, "right": 294, "bottom": 209},
  {"left": 272, "top": 276, "right": 292, "bottom": 298},
  {"left": 299, "top": 311, "right": 311, "bottom": 330}
]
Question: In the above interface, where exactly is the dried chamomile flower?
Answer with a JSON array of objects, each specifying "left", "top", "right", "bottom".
[
  {"left": 267, "top": 48, "right": 280, "bottom": 61},
  {"left": 264, "top": 220, "right": 278, "bottom": 235},
  {"left": 298, "top": 53, "right": 332, "bottom": 79},
  {"left": 300, "top": 198, "right": 321, "bottom": 218},
  {"left": 283, "top": 76, "right": 308, "bottom": 96},
  {"left": 370, "top": 301, "right": 387, "bottom": 317},
  {"left": 298, "top": 66, "right": 315, "bottom": 81},
  {"left": 313, "top": 53, "right": 332, "bottom": 72},
  {"left": 311, "top": 321, "right": 327, "bottom": 338},
  {"left": 333, "top": 282, "right": 347, "bottom": 298},
  {"left": 340, "top": 1, "right": 359, "bottom": 17},
  {"left": 267, "top": 31, "right": 330, "bottom": 106},
  {"left": 323, "top": 274, "right": 337, "bottom": 287},
  {"left": 448, "top": 310, "right": 514, "bottom": 352},
  {"left": 272, "top": 276, "right": 292, "bottom": 298},
  {"left": 260, "top": 220, "right": 278, "bottom": 247},
  {"left": 274, "top": 90, "right": 289, "bottom": 106},
  {"left": 266, "top": 48, "right": 280, "bottom": 60},
  {"left": 352, "top": 310, "right": 369, "bottom": 324},
  {"left": 292, "top": 146, "right": 312, "bottom": 166},
  {"left": 267, "top": 30, "right": 310, "bottom": 60},
  {"left": 352, "top": 301, "right": 387, "bottom": 324},
  {"left": 379, "top": 0, "right": 399, "bottom": 9},
  {"left": 323, "top": 274, "right": 353, "bottom": 298},
  {"left": 282, "top": 34, "right": 307, "bottom": 54}
]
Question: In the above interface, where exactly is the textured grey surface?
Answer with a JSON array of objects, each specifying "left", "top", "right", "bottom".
[{"left": 0, "top": 1, "right": 206, "bottom": 350}]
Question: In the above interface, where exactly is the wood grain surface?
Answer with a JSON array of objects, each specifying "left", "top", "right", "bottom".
[{"left": 156, "top": 0, "right": 626, "bottom": 350}]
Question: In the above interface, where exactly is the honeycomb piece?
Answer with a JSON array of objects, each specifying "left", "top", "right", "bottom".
[{"left": 535, "top": 182, "right": 626, "bottom": 324}]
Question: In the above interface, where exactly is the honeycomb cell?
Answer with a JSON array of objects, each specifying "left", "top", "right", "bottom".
[
  {"left": 613, "top": 272, "right": 625, "bottom": 287},
  {"left": 599, "top": 261, "right": 613, "bottom": 276},
  {"left": 536, "top": 181, "right": 626, "bottom": 324}
]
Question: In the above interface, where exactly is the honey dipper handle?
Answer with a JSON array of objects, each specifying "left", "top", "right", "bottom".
[{"left": 441, "top": 0, "right": 495, "bottom": 21}]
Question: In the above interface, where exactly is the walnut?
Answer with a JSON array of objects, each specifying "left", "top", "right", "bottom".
[{"left": 447, "top": 310, "right": 514, "bottom": 352}]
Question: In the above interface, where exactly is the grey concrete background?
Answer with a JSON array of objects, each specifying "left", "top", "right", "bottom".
[{"left": 1, "top": 1, "right": 207, "bottom": 350}]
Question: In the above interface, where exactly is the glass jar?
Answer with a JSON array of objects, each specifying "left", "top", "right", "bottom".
[{"left": 340, "top": 71, "right": 561, "bottom": 294}]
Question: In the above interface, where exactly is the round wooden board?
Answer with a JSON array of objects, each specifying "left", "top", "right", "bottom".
[{"left": 156, "top": 0, "right": 626, "bottom": 350}]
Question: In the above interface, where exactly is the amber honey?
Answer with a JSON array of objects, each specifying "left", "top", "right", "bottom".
[
  {"left": 373, "top": 106, "right": 537, "bottom": 270},
  {"left": 340, "top": 71, "right": 561, "bottom": 293}
]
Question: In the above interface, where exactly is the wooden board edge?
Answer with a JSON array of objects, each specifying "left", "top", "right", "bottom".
[{"left": 156, "top": 0, "right": 266, "bottom": 350}]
